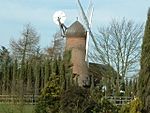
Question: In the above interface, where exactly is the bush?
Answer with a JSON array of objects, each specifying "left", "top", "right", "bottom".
[
  {"left": 35, "top": 84, "right": 119, "bottom": 113},
  {"left": 35, "top": 74, "right": 61, "bottom": 113},
  {"left": 90, "top": 97, "right": 119, "bottom": 113},
  {"left": 60, "top": 86, "right": 95, "bottom": 113},
  {"left": 119, "top": 97, "right": 143, "bottom": 113},
  {"left": 90, "top": 87, "right": 119, "bottom": 113}
]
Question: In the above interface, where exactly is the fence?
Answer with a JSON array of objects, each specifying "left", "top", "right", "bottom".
[
  {"left": 106, "top": 96, "right": 133, "bottom": 106},
  {"left": 0, "top": 95, "right": 133, "bottom": 106},
  {"left": 0, "top": 95, "right": 39, "bottom": 104}
]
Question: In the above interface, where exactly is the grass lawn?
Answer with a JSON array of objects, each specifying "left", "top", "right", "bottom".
[{"left": 0, "top": 104, "right": 35, "bottom": 113}]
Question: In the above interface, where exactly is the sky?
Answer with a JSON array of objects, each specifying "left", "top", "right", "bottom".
[{"left": 0, "top": 0, "right": 149, "bottom": 49}]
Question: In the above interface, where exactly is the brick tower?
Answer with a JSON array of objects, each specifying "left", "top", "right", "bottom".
[{"left": 66, "top": 21, "right": 89, "bottom": 86}]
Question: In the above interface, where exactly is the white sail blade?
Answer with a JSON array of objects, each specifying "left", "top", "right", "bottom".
[
  {"left": 85, "top": 0, "right": 94, "bottom": 64},
  {"left": 87, "top": 0, "right": 94, "bottom": 24},
  {"left": 77, "top": 0, "right": 98, "bottom": 62},
  {"left": 77, "top": 0, "right": 89, "bottom": 29},
  {"left": 85, "top": 31, "right": 90, "bottom": 62}
]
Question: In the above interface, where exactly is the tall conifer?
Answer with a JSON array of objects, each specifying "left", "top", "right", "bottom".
[
  {"left": 138, "top": 8, "right": 150, "bottom": 113},
  {"left": 34, "top": 61, "right": 40, "bottom": 95},
  {"left": 26, "top": 61, "right": 33, "bottom": 94},
  {"left": 12, "top": 59, "right": 18, "bottom": 95},
  {"left": 44, "top": 60, "right": 50, "bottom": 87}
]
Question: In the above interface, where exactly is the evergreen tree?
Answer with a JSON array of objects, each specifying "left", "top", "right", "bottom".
[
  {"left": 34, "top": 61, "right": 41, "bottom": 95},
  {"left": 0, "top": 46, "right": 12, "bottom": 94},
  {"left": 12, "top": 59, "right": 18, "bottom": 95},
  {"left": 0, "top": 69, "right": 2, "bottom": 94},
  {"left": 40, "top": 63, "right": 45, "bottom": 91},
  {"left": 128, "top": 79, "right": 133, "bottom": 96},
  {"left": 125, "top": 78, "right": 129, "bottom": 96},
  {"left": 2, "top": 58, "right": 9, "bottom": 94},
  {"left": 18, "top": 62, "right": 26, "bottom": 102},
  {"left": 44, "top": 60, "right": 50, "bottom": 87},
  {"left": 133, "top": 78, "right": 138, "bottom": 96},
  {"left": 63, "top": 50, "right": 73, "bottom": 90},
  {"left": 138, "top": 8, "right": 150, "bottom": 113},
  {"left": 35, "top": 66, "right": 61, "bottom": 113},
  {"left": 26, "top": 61, "right": 33, "bottom": 94}
]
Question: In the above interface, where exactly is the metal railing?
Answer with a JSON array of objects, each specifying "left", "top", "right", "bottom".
[
  {"left": 0, "top": 95, "right": 39, "bottom": 104},
  {"left": 0, "top": 95, "right": 133, "bottom": 106},
  {"left": 106, "top": 96, "right": 133, "bottom": 106}
]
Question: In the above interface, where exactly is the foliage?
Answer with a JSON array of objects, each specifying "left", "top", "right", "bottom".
[
  {"left": 0, "top": 46, "right": 12, "bottom": 95},
  {"left": 35, "top": 50, "right": 72, "bottom": 113},
  {"left": 90, "top": 18, "right": 143, "bottom": 96},
  {"left": 0, "top": 21, "right": 138, "bottom": 113},
  {"left": 60, "top": 86, "right": 95, "bottom": 113},
  {"left": 0, "top": 46, "right": 11, "bottom": 64},
  {"left": 62, "top": 50, "right": 73, "bottom": 90},
  {"left": 91, "top": 18, "right": 143, "bottom": 77},
  {"left": 10, "top": 24, "right": 40, "bottom": 62},
  {"left": 44, "top": 31, "right": 65, "bottom": 59},
  {"left": 35, "top": 74, "right": 61, "bottom": 113},
  {"left": 34, "top": 49, "right": 118, "bottom": 113},
  {"left": 35, "top": 48, "right": 120, "bottom": 113},
  {"left": 89, "top": 63, "right": 118, "bottom": 96},
  {"left": 138, "top": 8, "right": 150, "bottom": 112},
  {"left": 36, "top": 81, "right": 119, "bottom": 113},
  {"left": 52, "top": 31, "right": 65, "bottom": 59},
  {"left": 90, "top": 87, "right": 119, "bottom": 113},
  {"left": 93, "top": 98, "right": 119, "bottom": 113},
  {"left": 119, "top": 97, "right": 142, "bottom": 113}
]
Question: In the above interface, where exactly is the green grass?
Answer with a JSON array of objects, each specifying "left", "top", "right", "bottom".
[{"left": 0, "top": 104, "right": 35, "bottom": 113}]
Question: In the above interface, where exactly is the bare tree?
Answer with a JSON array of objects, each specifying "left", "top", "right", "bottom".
[
  {"left": 44, "top": 31, "right": 65, "bottom": 59},
  {"left": 53, "top": 31, "right": 65, "bottom": 58},
  {"left": 0, "top": 46, "right": 10, "bottom": 63},
  {"left": 90, "top": 18, "right": 143, "bottom": 94},
  {"left": 10, "top": 24, "right": 39, "bottom": 63}
]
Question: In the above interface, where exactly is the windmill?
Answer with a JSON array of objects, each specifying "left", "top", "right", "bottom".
[
  {"left": 77, "top": 0, "right": 98, "bottom": 65},
  {"left": 53, "top": 5, "right": 94, "bottom": 87}
]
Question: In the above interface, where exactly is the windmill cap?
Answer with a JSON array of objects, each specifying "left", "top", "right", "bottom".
[{"left": 66, "top": 21, "right": 87, "bottom": 37}]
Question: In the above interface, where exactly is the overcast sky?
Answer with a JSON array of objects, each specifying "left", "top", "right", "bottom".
[{"left": 0, "top": 0, "right": 149, "bottom": 49}]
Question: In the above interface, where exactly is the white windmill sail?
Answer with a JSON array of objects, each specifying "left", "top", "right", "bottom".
[
  {"left": 85, "top": 0, "right": 94, "bottom": 64},
  {"left": 87, "top": 0, "right": 94, "bottom": 24},
  {"left": 77, "top": 0, "right": 98, "bottom": 65},
  {"left": 77, "top": 0, "right": 89, "bottom": 30}
]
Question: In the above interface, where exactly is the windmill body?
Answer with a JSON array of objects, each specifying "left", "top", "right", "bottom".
[{"left": 66, "top": 21, "right": 89, "bottom": 86}]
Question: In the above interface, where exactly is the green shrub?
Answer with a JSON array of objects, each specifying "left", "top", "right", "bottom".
[
  {"left": 91, "top": 97, "right": 119, "bottom": 113},
  {"left": 35, "top": 74, "right": 61, "bottom": 113},
  {"left": 119, "top": 97, "right": 142, "bottom": 113},
  {"left": 90, "top": 87, "right": 119, "bottom": 113},
  {"left": 60, "top": 86, "right": 95, "bottom": 113},
  {"left": 35, "top": 83, "right": 119, "bottom": 113}
]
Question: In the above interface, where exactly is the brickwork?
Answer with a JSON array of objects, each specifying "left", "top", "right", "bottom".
[{"left": 66, "top": 21, "right": 89, "bottom": 86}]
